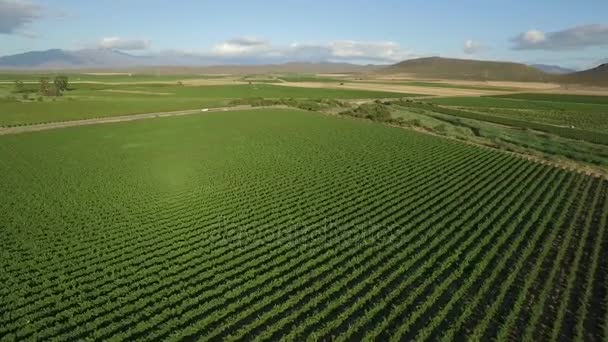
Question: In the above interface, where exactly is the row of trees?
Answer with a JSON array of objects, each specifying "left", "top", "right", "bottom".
[{"left": 13, "top": 76, "right": 70, "bottom": 97}]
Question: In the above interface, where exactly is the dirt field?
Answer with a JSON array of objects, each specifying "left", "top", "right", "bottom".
[
  {"left": 81, "top": 72, "right": 134, "bottom": 76},
  {"left": 431, "top": 79, "right": 561, "bottom": 90},
  {"left": 273, "top": 81, "right": 510, "bottom": 97},
  {"left": 315, "top": 73, "right": 352, "bottom": 77},
  {"left": 99, "top": 89, "right": 174, "bottom": 95}
]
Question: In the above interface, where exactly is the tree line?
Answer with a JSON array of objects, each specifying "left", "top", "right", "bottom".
[{"left": 13, "top": 76, "right": 70, "bottom": 99}]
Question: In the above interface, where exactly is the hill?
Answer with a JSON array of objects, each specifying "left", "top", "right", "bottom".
[
  {"left": 530, "top": 64, "right": 575, "bottom": 74},
  {"left": 560, "top": 63, "right": 608, "bottom": 86},
  {"left": 0, "top": 49, "right": 377, "bottom": 74},
  {"left": 0, "top": 49, "right": 149, "bottom": 68},
  {"left": 380, "top": 57, "right": 554, "bottom": 82}
]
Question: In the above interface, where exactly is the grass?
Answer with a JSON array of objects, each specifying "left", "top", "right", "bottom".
[
  {"left": 0, "top": 109, "right": 605, "bottom": 340},
  {"left": 0, "top": 83, "right": 411, "bottom": 126}
]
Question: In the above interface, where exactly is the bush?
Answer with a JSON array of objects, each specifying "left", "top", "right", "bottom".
[
  {"left": 434, "top": 124, "right": 448, "bottom": 134},
  {"left": 228, "top": 97, "right": 345, "bottom": 112},
  {"left": 409, "top": 119, "right": 423, "bottom": 127},
  {"left": 342, "top": 103, "right": 392, "bottom": 122}
]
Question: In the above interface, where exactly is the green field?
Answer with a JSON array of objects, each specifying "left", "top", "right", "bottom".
[
  {"left": 0, "top": 73, "right": 227, "bottom": 83},
  {"left": 428, "top": 96, "right": 608, "bottom": 113},
  {"left": 0, "top": 83, "right": 410, "bottom": 127},
  {"left": 422, "top": 96, "right": 608, "bottom": 146},
  {"left": 492, "top": 93, "right": 608, "bottom": 105},
  {"left": 469, "top": 107, "right": 608, "bottom": 132},
  {"left": 1, "top": 109, "right": 606, "bottom": 341},
  {"left": 390, "top": 104, "right": 608, "bottom": 168}
]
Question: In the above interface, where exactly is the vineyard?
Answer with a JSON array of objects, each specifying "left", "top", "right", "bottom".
[
  {"left": 421, "top": 97, "right": 608, "bottom": 146},
  {"left": 0, "top": 108, "right": 607, "bottom": 341},
  {"left": 0, "top": 82, "right": 409, "bottom": 127}
]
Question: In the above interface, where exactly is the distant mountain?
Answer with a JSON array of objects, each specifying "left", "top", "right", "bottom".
[
  {"left": 0, "top": 49, "right": 84, "bottom": 68},
  {"left": 380, "top": 57, "right": 554, "bottom": 82},
  {"left": 530, "top": 64, "right": 576, "bottom": 74},
  {"left": 0, "top": 49, "right": 151, "bottom": 68},
  {"left": 3, "top": 50, "right": 605, "bottom": 86},
  {"left": 560, "top": 63, "right": 608, "bottom": 86},
  {"left": 0, "top": 49, "right": 377, "bottom": 73},
  {"left": 179, "top": 62, "right": 379, "bottom": 75}
]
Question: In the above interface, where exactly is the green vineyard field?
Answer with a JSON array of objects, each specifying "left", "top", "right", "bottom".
[{"left": 0, "top": 109, "right": 606, "bottom": 341}]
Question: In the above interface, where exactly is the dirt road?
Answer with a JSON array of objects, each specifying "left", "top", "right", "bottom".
[{"left": 0, "top": 105, "right": 261, "bottom": 136}]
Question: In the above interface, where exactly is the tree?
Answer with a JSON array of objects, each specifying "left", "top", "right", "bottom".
[
  {"left": 54, "top": 75, "right": 69, "bottom": 92},
  {"left": 13, "top": 80, "right": 25, "bottom": 93},
  {"left": 39, "top": 77, "right": 50, "bottom": 95}
]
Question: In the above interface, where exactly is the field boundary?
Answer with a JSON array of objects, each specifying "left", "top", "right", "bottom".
[{"left": 0, "top": 105, "right": 287, "bottom": 135}]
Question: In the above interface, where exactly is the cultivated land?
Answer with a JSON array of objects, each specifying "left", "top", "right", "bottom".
[
  {"left": 1, "top": 109, "right": 607, "bottom": 341},
  {"left": 1, "top": 66, "right": 608, "bottom": 341},
  {"left": 0, "top": 81, "right": 412, "bottom": 127}
]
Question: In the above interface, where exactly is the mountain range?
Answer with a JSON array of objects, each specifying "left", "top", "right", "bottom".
[
  {"left": 0, "top": 49, "right": 606, "bottom": 86},
  {"left": 530, "top": 64, "right": 576, "bottom": 74},
  {"left": 0, "top": 49, "right": 376, "bottom": 73}
]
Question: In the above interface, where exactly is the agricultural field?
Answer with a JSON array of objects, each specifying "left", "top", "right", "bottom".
[
  {"left": 492, "top": 93, "right": 608, "bottom": 105},
  {"left": 278, "top": 75, "right": 345, "bottom": 83},
  {"left": 363, "top": 81, "right": 518, "bottom": 92},
  {"left": 0, "top": 82, "right": 409, "bottom": 127},
  {"left": 428, "top": 95, "right": 608, "bottom": 114},
  {"left": 424, "top": 96, "right": 608, "bottom": 145},
  {"left": 1, "top": 109, "right": 607, "bottom": 341},
  {"left": 0, "top": 72, "right": 228, "bottom": 83},
  {"left": 387, "top": 102, "right": 608, "bottom": 172}
]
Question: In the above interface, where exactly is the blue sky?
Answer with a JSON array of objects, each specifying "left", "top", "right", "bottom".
[{"left": 1, "top": 0, "right": 607, "bottom": 68}]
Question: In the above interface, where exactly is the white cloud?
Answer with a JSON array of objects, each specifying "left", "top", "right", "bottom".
[
  {"left": 512, "top": 24, "right": 608, "bottom": 50},
  {"left": 522, "top": 30, "right": 546, "bottom": 44},
  {"left": 98, "top": 37, "right": 150, "bottom": 50},
  {"left": 0, "top": 0, "right": 41, "bottom": 35},
  {"left": 463, "top": 39, "right": 483, "bottom": 54},
  {"left": 210, "top": 37, "right": 414, "bottom": 63},
  {"left": 328, "top": 40, "right": 408, "bottom": 62},
  {"left": 212, "top": 37, "right": 271, "bottom": 56}
]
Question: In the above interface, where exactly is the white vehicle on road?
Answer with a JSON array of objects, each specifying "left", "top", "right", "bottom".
[{"left": 201, "top": 108, "right": 209, "bottom": 112}]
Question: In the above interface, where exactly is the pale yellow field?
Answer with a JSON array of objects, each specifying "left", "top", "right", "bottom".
[{"left": 273, "top": 81, "right": 510, "bottom": 97}]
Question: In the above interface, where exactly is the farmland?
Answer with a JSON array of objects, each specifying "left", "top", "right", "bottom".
[
  {"left": 0, "top": 82, "right": 411, "bottom": 127},
  {"left": 427, "top": 95, "right": 608, "bottom": 114},
  {"left": 0, "top": 109, "right": 606, "bottom": 340},
  {"left": 422, "top": 96, "right": 608, "bottom": 144}
]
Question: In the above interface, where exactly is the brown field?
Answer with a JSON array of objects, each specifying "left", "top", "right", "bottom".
[
  {"left": 99, "top": 89, "right": 174, "bottom": 95},
  {"left": 274, "top": 81, "right": 510, "bottom": 97}
]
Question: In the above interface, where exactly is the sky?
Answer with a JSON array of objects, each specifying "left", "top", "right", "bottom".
[{"left": 1, "top": 0, "right": 607, "bottom": 69}]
